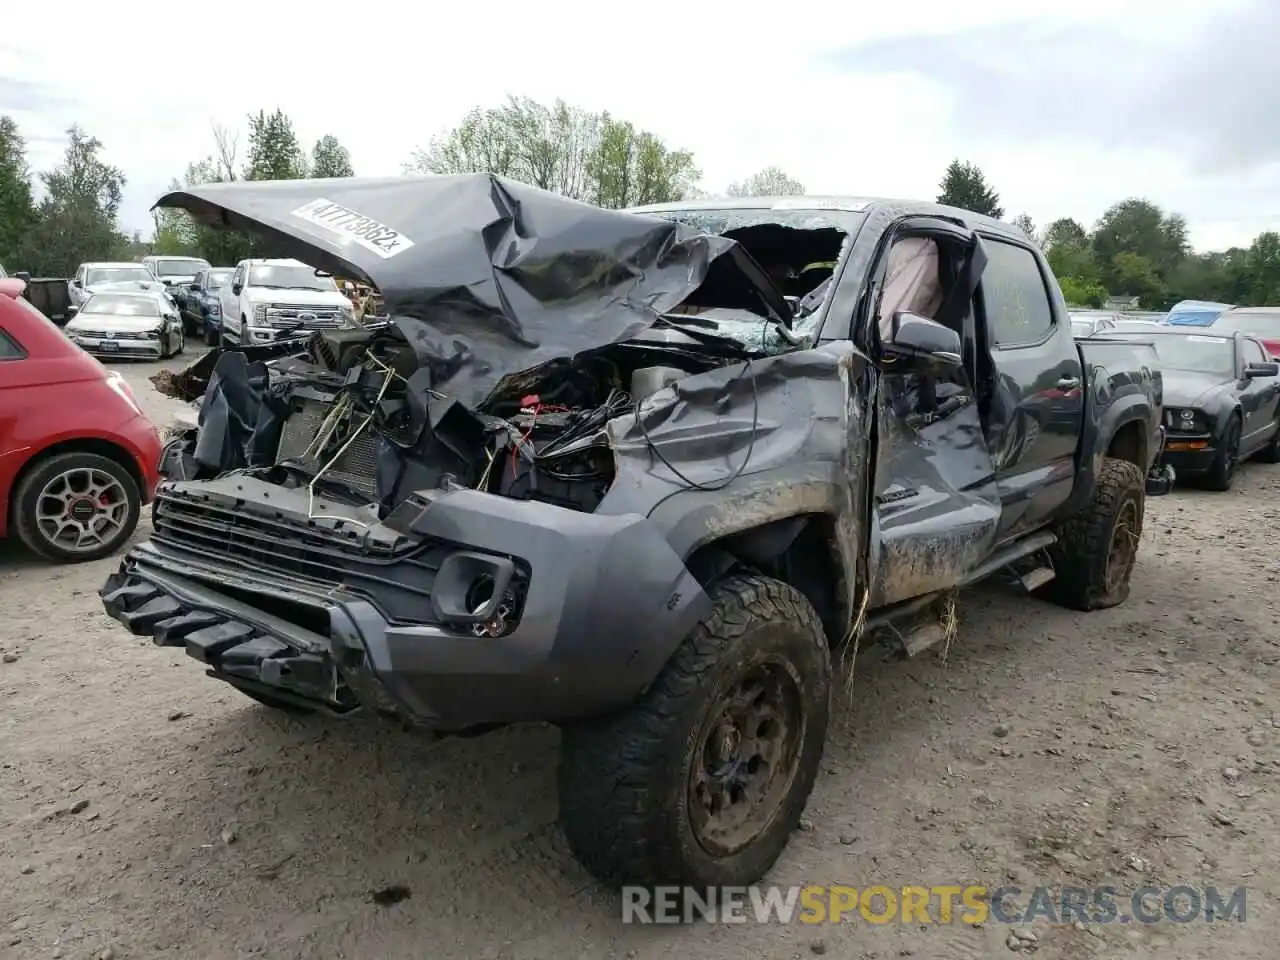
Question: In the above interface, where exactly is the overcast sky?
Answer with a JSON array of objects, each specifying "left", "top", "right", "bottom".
[{"left": 2, "top": 0, "right": 1276, "bottom": 251}]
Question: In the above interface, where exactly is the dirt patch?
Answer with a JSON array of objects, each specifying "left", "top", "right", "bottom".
[{"left": 2, "top": 353, "right": 1277, "bottom": 959}]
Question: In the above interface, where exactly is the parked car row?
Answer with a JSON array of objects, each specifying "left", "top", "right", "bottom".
[
  {"left": 170, "top": 258, "right": 357, "bottom": 346},
  {"left": 1075, "top": 318, "right": 1280, "bottom": 490}
]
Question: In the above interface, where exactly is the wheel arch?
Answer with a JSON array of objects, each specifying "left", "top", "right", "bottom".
[
  {"left": 1104, "top": 417, "right": 1149, "bottom": 472},
  {"left": 685, "top": 511, "right": 851, "bottom": 647}
]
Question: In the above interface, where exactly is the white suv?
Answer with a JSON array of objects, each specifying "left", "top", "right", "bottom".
[{"left": 219, "top": 258, "right": 356, "bottom": 345}]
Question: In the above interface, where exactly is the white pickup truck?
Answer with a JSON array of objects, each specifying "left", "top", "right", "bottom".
[{"left": 218, "top": 258, "right": 357, "bottom": 345}]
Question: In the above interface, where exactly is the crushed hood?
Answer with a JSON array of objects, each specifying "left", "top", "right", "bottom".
[{"left": 155, "top": 173, "right": 791, "bottom": 406}]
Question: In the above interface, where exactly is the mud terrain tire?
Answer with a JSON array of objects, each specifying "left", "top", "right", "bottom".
[
  {"left": 1041, "top": 457, "right": 1145, "bottom": 612},
  {"left": 558, "top": 572, "right": 831, "bottom": 888}
]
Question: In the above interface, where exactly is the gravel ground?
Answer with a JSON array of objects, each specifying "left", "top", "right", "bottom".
[{"left": 2, "top": 348, "right": 1278, "bottom": 960}]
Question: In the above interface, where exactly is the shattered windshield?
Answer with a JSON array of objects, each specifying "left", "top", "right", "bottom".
[
  {"left": 643, "top": 207, "right": 866, "bottom": 236},
  {"left": 248, "top": 264, "right": 337, "bottom": 291},
  {"left": 639, "top": 206, "right": 864, "bottom": 351}
]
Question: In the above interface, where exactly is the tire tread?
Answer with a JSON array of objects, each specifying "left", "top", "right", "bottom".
[{"left": 558, "top": 571, "right": 830, "bottom": 887}]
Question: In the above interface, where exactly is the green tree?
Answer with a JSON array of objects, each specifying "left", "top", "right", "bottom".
[
  {"left": 244, "top": 109, "right": 307, "bottom": 181},
  {"left": 1010, "top": 213, "right": 1036, "bottom": 241},
  {"left": 1090, "top": 199, "right": 1188, "bottom": 291},
  {"left": 1041, "top": 217, "right": 1102, "bottom": 288},
  {"left": 1238, "top": 232, "right": 1280, "bottom": 306},
  {"left": 1110, "top": 251, "right": 1165, "bottom": 305},
  {"left": 311, "top": 134, "right": 354, "bottom": 178},
  {"left": 936, "top": 159, "right": 1003, "bottom": 219},
  {"left": 178, "top": 124, "right": 256, "bottom": 265},
  {"left": 586, "top": 114, "right": 699, "bottom": 208},
  {"left": 151, "top": 176, "right": 201, "bottom": 256},
  {"left": 0, "top": 116, "right": 38, "bottom": 270},
  {"left": 1042, "top": 218, "right": 1088, "bottom": 251},
  {"left": 16, "top": 125, "right": 127, "bottom": 276},
  {"left": 727, "top": 166, "right": 805, "bottom": 197},
  {"left": 1166, "top": 251, "right": 1236, "bottom": 307},
  {"left": 405, "top": 96, "right": 699, "bottom": 208},
  {"left": 1058, "top": 276, "right": 1108, "bottom": 308}
]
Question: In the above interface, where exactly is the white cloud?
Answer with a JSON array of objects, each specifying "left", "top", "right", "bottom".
[{"left": 1, "top": 0, "right": 1273, "bottom": 251}]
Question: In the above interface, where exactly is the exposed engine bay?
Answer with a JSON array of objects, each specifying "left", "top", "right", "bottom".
[
  {"left": 156, "top": 218, "right": 851, "bottom": 520},
  {"left": 162, "top": 319, "right": 765, "bottom": 518}
]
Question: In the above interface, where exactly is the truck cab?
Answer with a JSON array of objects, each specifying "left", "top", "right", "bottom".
[
  {"left": 173, "top": 267, "right": 235, "bottom": 343},
  {"left": 219, "top": 258, "right": 356, "bottom": 345}
]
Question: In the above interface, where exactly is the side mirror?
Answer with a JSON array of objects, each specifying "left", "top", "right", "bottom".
[
  {"left": 15, "top": 271, "right": 30, "bottom": 282},
  {"left": 231, "top": 282, "right": 242, "bottom": 295},
  {"left": 882, "top": 312, "right": 963, "bottom": 369},
  {"left": 68, "top": 304, "right": 79, "bottom": 315},
  {"left": 1246, "top": 361, "right": 1279, "bottom": 378},
  {"left": 71, "top": 279, "right": 82, "bottom": 288}
]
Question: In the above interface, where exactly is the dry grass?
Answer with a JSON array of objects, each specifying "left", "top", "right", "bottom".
[{"left": 936, "top": 591, "right": 961, "bottom": 663}]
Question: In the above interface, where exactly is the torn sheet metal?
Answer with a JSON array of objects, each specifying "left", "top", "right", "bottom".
[
  {"left": 191, "top": 350, "right": 291, "bottom": 473},
  {"left": 868, "top": 375, "right": 1001, "bottom": 608},
  {"left": 154, "top": 173, "right": 792, "bottom": 408}
]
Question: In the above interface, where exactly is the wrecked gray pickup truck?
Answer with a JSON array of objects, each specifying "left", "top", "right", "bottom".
[{"left": 101, "top": 176, "right": 1173, "bottom": 889}]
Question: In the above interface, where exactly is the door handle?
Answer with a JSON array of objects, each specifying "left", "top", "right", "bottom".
[{"left": 1057, "top": 377, "right": 1081, "bottom": 390}]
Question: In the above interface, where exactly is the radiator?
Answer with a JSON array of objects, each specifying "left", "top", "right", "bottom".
[{"left": 275, "top": 396, "right": 381, "bottom": 499}]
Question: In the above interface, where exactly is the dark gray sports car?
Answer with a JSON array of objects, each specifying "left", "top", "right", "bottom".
[{"left": 1092, "top": 328, "right": 1280, "bottom": 489}]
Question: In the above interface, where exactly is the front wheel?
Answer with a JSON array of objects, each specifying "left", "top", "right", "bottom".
[
  {"left": 204, "top": 319, "right": 220, "bottom": 346},
  {"left": 558, "top": 572, "right": 831, "bottom": 888},
  {"left": 1040, "top": 457, "right": 1145, "bottom": 612},
  {"left": 1203, "top": 416, "right": 1241, "bottom": 491}
]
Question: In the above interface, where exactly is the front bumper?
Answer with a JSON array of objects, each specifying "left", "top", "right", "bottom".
[
  {"left": 1160, "top": 429, "right": 1215, "bottom": 477},
  {"left": 72, "top": 335, "right": 164, "bottom": 358},
  {"left": 99, "top": 482, "right": 711, "bottom": 731}
]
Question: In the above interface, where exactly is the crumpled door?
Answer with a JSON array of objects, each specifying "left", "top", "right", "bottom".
[{"left": 867, "top": 231, "right": 1001, "bottom": 608}]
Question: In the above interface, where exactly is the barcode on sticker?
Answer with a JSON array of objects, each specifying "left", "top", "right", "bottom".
[{"left": 290, "top": 198, "right": 415, "bottom": 259}]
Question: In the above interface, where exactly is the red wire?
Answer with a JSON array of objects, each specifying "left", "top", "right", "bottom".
[
  {"left": 507, "top": 401, "right": 568, "bottom": 479},
  {"left": 514, "top": 405, "right": 539, "bottom": 478}
]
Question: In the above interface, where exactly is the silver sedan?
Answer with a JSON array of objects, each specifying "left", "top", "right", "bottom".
[{"left": 63, "top": 290, "right": 186, "bottom": 359}]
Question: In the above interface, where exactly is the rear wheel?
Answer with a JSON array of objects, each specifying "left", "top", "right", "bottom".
[
  {"left": 1040, "top": 457, "right": 1145, "bottom": 612},
  {"left": 12, "top": 452, "right": 141, "bottom": 563},
  {"left": 558, "top": 572, "right": 831, "bottom": 887},
  {"left": 1203, "top": 415, "right": 1241, "bottom": 491}
]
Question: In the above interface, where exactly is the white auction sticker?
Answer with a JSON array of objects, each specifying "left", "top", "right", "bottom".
[
  {"left": 290, "top": 198, "right": 415, "bottom": 259},
  {"left": 1187, "top": 335, "right": 1228, "bottom": 343}
]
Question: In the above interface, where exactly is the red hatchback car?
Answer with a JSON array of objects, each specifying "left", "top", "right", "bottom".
[{"left": 0, "top": 278, "right": 163, "bottom": 562}]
